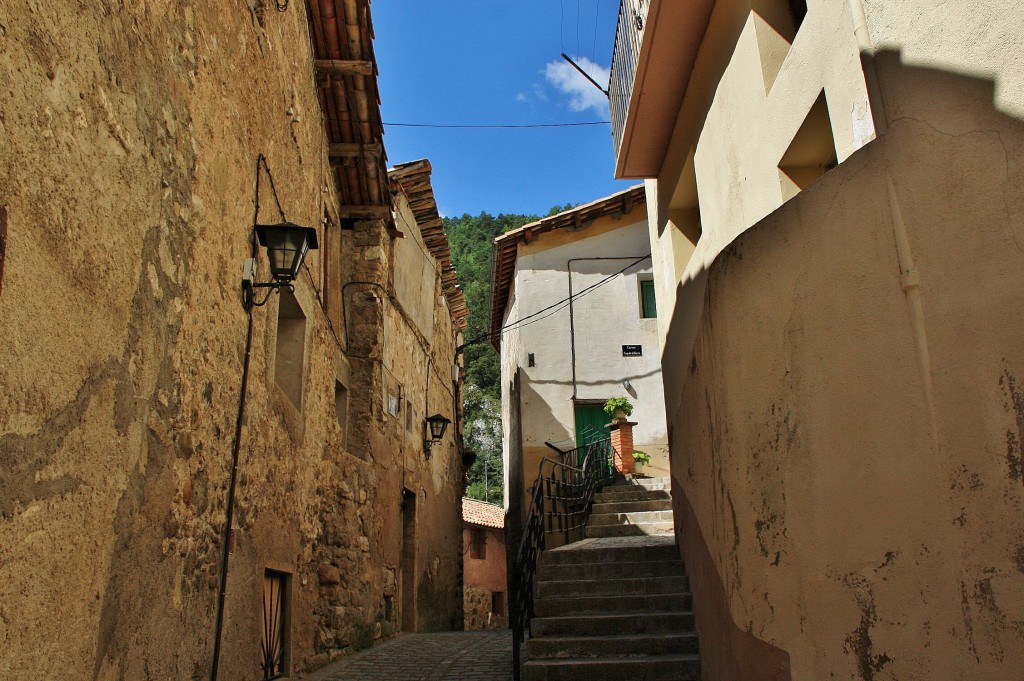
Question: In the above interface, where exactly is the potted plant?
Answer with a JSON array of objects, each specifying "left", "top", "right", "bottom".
[
  {"left": 603, "top": 397, "right": 633, "bottom": 421},
  {"left": 632, "top": 450, "right": 651, "bottom": 475}
]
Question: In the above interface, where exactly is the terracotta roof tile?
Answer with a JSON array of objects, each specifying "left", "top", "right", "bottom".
[{"left": 462, "top": 498, "right": 505, "bottom": 529}]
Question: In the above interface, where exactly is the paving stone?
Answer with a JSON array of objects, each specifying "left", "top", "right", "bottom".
[{"left": 306, "top": 630, "right": 513, "bottom": 681}]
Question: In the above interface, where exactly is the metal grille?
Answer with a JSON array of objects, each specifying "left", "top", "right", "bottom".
[{"left": 262, "top": 570, "right": 287, "bottom": 680}]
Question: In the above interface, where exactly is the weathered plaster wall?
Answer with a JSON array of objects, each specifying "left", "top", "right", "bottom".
[
  {"left": 462, "top": 524, "right": 508, "bottom": 631},
  {"left": 463, "top": 525, "right": 508, "bottom": 596},
  {"left": 0, "top": 4, "right": 462, "bottom": 679},
  {"left": 860, "top": 0, "right": 1024, "bottom": 120},
  {"left": 671, "top": 56, "right": 1024, "bottom": 680}
]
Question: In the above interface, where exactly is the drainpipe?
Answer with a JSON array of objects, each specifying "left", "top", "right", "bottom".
[
  {"left": 566, "top": 256, "right": 649, "bottom": 400},
  {"left": 848, "top": 0, "right": 888, "bottom": 135}
]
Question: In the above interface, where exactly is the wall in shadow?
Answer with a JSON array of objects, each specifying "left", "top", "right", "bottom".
[{"left": 665, "top": 52, "right": 1024, "bottom": 679}]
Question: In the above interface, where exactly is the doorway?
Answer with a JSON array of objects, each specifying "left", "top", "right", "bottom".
[
  {"left": 400, "top": 489, "right": 417, "bottom": 632},
  {"left": 574, "top": 403, "right": 611, "bottom": 448}
]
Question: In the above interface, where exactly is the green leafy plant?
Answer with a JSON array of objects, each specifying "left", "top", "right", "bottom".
[
  {"left": 603, "top": 397, "right": 634, "bottom": 418},
  {"left": 632, "top": 450, "right": 651, "bottom": 465}
]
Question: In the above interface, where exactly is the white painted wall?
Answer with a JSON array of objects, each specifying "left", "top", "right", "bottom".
[{"left": 503, "top": 218, "right": 668, "bottom": 457}]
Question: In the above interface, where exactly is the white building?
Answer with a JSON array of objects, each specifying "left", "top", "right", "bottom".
[{"left": 488, "top": 186, "right": 668, "bottom": 518}]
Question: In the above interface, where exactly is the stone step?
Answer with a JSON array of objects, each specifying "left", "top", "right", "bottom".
[
  {"left": 604, "top": 477, "right": 671, "bottom": 491},
  {"left": 589, "top": 510, "right": 675, "bottom": 526},
  {"left": 526, "top": 632, "right": 700, "bottom": 659},
  {"left": 536, "top": 575, "right": 690, "bottom": 599},
  {"left": 593, "top": 488, "right": 671, "bottom": 503},
  {"left": 533, "top": 592, "right": 693, "bottom": 617},
  {"left": 586, "top": 522, "right": 675, "bottom": 538},
  {"left": 591, "top": 499, "right": 673, "bottom": 514},
  {"left": 538, "top": 559, "right": 684, "bottom": 582},
  {"left": 531, "top": 611, "right": 696, "bottom": 637},
  {"left": 542, "top": 538, "right": 679, "bottom": 565},
  {"left": 522, "top": 653, "right": 701, "bottom": 681}
]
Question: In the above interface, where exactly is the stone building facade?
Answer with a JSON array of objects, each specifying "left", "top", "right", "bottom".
[
  {"left": 609, "top": 0, "right": 1024, "bottom": 679},
  {"left": 0, "top": 2, "right": 467, "bottom": 680}
]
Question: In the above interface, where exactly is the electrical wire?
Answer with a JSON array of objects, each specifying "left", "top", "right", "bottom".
[
  {"left": 383, "top": 122, "right": 610, "bottom": 129},
  {"left": 502, "top": 255, "right": 649, "bottom": 333},
  {"left": 559, "top": 0, "right": 565, "bottom": 53},
  {"left": 459, "top": 254, "right": 650, "bottom": 350},
  {"left": 576, "top": 0, "right": 582, "bottom": 58}
]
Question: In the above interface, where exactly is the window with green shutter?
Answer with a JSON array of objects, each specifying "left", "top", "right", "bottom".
[{"left": 640, "top": 279, "right": 657, "bottom": 318}]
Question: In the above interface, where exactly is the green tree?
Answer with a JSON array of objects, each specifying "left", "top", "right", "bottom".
[{"left": 446, "top": 209, "right": 563, "bottom": 501}]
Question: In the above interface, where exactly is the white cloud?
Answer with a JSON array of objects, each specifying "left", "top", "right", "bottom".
[
  {"left": 515, "top": 83, "right": 548, "bottom": 105},
  {"left": 543, "top": 56, "right": 610, "bottom": 116}
]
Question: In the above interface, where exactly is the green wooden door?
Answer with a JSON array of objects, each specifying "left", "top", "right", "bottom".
[{"left": 574, "top": 404, "right": 610, "bottom": 448}]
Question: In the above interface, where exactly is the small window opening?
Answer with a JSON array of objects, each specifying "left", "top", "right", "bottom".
[
  {"left": 752, "top": 0, "right": 808, "bottom": 92},
  {"left": 778, "top": 91, "right": 838, "bottom": 201},
  {"left": 275, "top": 291, "right": 307, "bottom": 411},
  {"left": 640, "top": 278, "right": 657, "bottom": 318},
  {"left": 470, "top": 528, "right": 487, "bottom": 559},
  {"left": 787, "top": 0, "right": 807, "bottom": 32},
  {"left": 491, "top": 591, "right": 505, "bottom": 615},
  {"left": 335, "top": 380, "right": 351, "bottom": 452}
]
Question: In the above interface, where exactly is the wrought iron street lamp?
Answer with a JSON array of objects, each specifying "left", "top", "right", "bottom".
[
  {"left": 423, "top": 413, "right": 451, "bottom": 456},
  {"left": 242, "top": 222, "right": 319, "bottom": 309}
]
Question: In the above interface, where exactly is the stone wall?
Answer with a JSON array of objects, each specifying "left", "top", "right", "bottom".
[
  {"left": 670, "top": 56, "right": 1024, "bottom": 680},
  {"left": 463, "top": 587, "right": 508, "bottom": 631},
  {"left": 0, "top": 3, "right": 462, "bottom": 679}
]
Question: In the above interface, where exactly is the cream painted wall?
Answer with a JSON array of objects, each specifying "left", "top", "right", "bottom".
[
  {"left": 649, "top": 0, "right": 875, "bottom": 378},
  {"left": 860, "top": 0, "right": 1024, "bottom": 120}
]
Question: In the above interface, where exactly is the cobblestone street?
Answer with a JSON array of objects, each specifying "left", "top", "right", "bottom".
[{"left": 306, "top": 631, "right": 513, "bottom": 681}]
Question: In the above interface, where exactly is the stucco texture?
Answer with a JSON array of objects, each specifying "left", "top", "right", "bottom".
[
  {"left": 670, "top": 54, "right": 1024, "bottom": 680},
  {"left": 0, "top": 3, "right": 463, "bottom": 679}
]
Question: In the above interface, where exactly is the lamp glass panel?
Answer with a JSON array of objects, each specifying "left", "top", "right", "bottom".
[{"left": 265, "top": 226, "right": 310, "bottom": 280}]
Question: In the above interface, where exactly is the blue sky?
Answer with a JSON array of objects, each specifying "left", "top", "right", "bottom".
[{"left": 373, "top": 1, "right": 636, "bottom": 217}]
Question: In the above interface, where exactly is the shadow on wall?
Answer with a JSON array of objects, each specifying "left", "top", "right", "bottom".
[{"left": 666, "top": 52, "right": 1024, "bottom": 681}]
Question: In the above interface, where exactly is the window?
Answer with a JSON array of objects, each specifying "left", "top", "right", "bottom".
[
  {"left": 470, "top": 528, "right": 487, "bottom": 559},
  {"left": 491, "top": 591, "right": 505, "bottom": 615},
  {"left": 262, "top": 570, "right": 290, "bottom": 680},
  {"left": 640, "top": 279, "right": 657, "bottom": 318},
  {"left": 778, "top": 91, "right": 838, "bottom": 201},
  {"left": 275, "top": 291, "right": 307, "bottom": 410},
  {"left": 335, "top": 381, "right": 350, "bottom": 451}
]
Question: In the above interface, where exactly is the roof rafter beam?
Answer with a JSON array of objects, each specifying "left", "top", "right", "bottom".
[
  {"left": 329, "top": 143, "right": 384, "bottom": 159},
  {"left": 315, "top": 59, "right": 374, "bottom": 76}
]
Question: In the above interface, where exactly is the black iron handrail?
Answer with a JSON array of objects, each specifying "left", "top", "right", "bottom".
[{"left": 509, "top": 437, "right": 615, "bottom": 680}]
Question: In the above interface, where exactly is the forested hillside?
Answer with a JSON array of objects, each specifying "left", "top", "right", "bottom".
[{"left": 446, "top": 206, "right": 575, "bottom": 503}]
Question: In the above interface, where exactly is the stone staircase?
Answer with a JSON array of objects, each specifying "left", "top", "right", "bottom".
[{"left": 523, "top": 477, "right": 700, "bottom": 681}]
